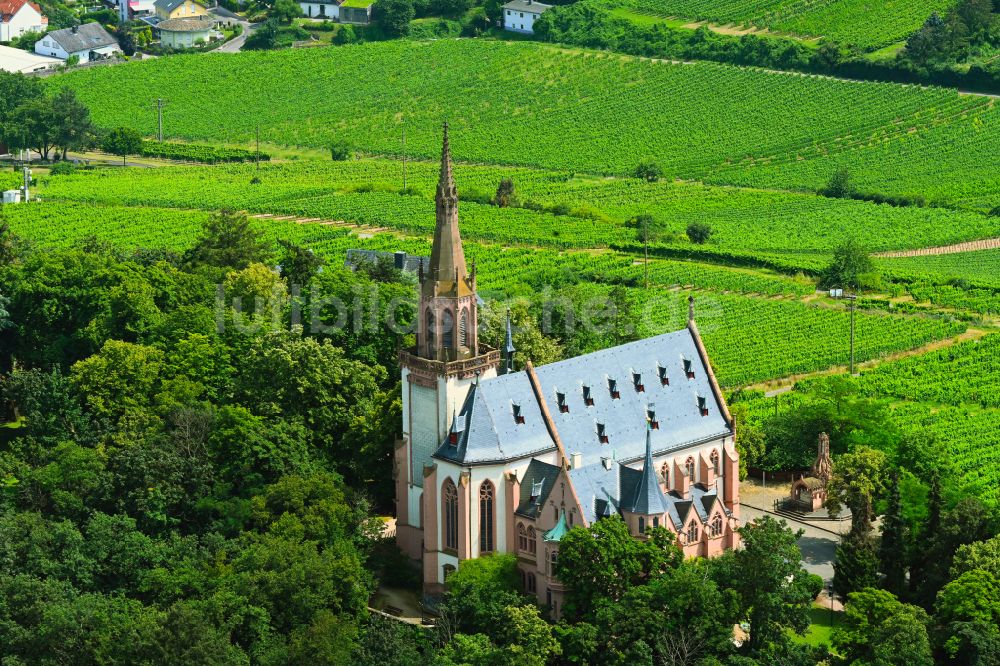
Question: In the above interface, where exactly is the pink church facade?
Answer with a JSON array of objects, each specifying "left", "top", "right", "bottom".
[{"left": 395, "top": 125, "right": 741, "bottom": 613}]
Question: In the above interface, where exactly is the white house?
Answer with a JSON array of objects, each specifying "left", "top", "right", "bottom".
[
  {"left": 299, "top": 0, "right": 339, "bottom": 19},
  {"left": 0, "top": 0, "right": 46, "bottom": 42},
  {"left": 158, "top": 16, "right": 214, "bottom": 47},
  {"left": 501, "top": 0, "right": 550, "bottom": 34},
  {"left": 34, "top": 23, "right": 121, "bottom": 62}
]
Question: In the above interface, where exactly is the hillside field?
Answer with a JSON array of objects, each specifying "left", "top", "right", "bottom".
[
  {"left": 50, "top": 40, "right": 1000, "bottom": 211},
  {"left": 591, "top": 0, "right": 957, "bottom": 49}
]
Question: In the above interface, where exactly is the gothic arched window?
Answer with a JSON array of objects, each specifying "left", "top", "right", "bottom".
[
  {"left": 442, "top": 309, "right": 454, "bottom": 349},
  {"left": 527, "top": 526, "right": 537, "bottom": 554},
  {"left": 517, "top": 522, "right": 528, "bottom": 551},
  {"left": 685, "top": 457, "right": 696, "bottom": 482},
  {"left": 426, "top": 310, "right": 436, "bottom": 355},
  {"left": 686, "top": 521, "right": 699, "bottom": 543},
  {"left": 710, "top": 449, "right": 720, "bottom": 476},
  {"left": 479, "top": 481, "right": 495, "bottom": 553},
  {"left": 710, "top": 514, "right": 723, "bottom": 537},
  {"left": 459, "top": 308, "right": 469, "bottom": 347},
  {"left": 442, "top": 479, "right": 458, "bottom": 551},
  {"left": 638, "top": 516, "right": 645, "bottom": 534},
  {"left": 550, "top": 549, "right": 558, "bottom": 576},
  {"left": 653, "top": 516, "right": 659, "bottom": 529}
]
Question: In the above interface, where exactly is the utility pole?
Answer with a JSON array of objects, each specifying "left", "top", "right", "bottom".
[
  {"left": 401, "top": 123, "right": 407, "bottom": 190},
  {"left": 22, "top": 164, "right": 30, "bottom": 202},
  {"left": 643, "top": 218, "right": 649, "bottom": 288},
  {"left": 152, "top": 98, "right": 167, "bottom": 142},
  {"left": 847, "top": 293, "right": 857, "bottom": 375}
]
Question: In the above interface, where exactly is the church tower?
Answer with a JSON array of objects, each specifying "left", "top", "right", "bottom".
[{"left": 395, "top": 124, "right": 500, "bottom": 564}]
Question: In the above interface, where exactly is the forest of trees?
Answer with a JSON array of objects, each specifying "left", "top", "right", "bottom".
[{"left": 0, "top": 209, "right": 997, "bottom": 663}]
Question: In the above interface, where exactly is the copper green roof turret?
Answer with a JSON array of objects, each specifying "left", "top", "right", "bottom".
[{"left": 544, "top": 508, "right": 570, "bottom": 542}]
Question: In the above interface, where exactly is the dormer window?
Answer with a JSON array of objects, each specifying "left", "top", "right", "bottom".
[
  {"left": 513, "top": 403, "right": 525, "bottom": 424},
  {"left": 530, "top": 480, "right": 544, "bottom": 501},
  {"left": 608, "top": 378, "right": 620, "bottom": 399},
  {"left": 682, "top": 356, "right": 695, "bottom": 379},
  {"left": 632, "top": 372, "right": 644, "bottom": 393},
  {"left": 597, "top": 422, "right": 608, "bottom": 444},
  {"left": 449, "top": 412, "right": 463, "bottom": 444},
  {"left": 647, "top": 404, "right": 658, "bottom": 429},
  {"left": 556, "top": 392, "right": 569, "bottom": 413},
  {"left": 697, "top": 394, "right": 709, "bottom": 417},
  {"left": 583, "top": 385, "right": 594, "bottom": 406},
  {"left": 657, "top": 364, "right": 669, "bottom": 386}
]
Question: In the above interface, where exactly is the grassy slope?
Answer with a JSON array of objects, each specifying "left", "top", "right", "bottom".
[{"left": 48, "top": 40, "right": 1000, "bottom": 210}]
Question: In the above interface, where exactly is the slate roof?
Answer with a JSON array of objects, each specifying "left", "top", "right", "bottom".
[
  {"left": 46, "top": 23, "right": 117, "bottom": 52},
  {"left": 434, "top": 327, "right": 731, "bottom": 466},
  {"left": 568, "top": 457, "right": 725, "bottom": 527},
  {"left": 502, "top": 0, "right": 550, "bottom": 13},
  {"left": 514, "top": 458, "right": 561, "bottom": 519},
  {"left": 435, "top": 377, "right": 556, "bottom": 465},
  {"left": 345, "top": 248, "right": 426, "bottom": 274},
  {"left": 157, "top": 16, "right": 212, "bottom": 31},
  {"left": 624, "top": 426, "right": 670, "bottom": 515}
]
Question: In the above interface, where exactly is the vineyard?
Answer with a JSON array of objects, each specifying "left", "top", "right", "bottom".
[
  {"left": 592, "top": 0, "right": 956, "bottom": 49},
  {"left": 47, "top": 40, "right": 1000, "bottom": 210},
  {"left": 35, "top": 159, "right": 1000, "bottom": 258},
  {"left": 879, "top": 249, "right": 1000, "bottom": 289},
  {"left": 139, "top": 140, "right": 271, "bottom": 164},
  {"left": 851, "top": 334, "right": 1000, "bottom": 408},
  {"left": 0, "top": 200, "right": 968, "bottom": 389}
]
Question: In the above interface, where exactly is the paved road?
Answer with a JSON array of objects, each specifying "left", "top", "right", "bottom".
[
  {"left": 741, "top": 505, "right": 840, "bottom": 583},
  {"left": 216, "top": 21, "right": 256, "bottom": 53}
]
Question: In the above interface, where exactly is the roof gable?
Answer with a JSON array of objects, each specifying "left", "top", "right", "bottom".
[
  {"left": 1, "top": 0, "right": 43, "bottom": 21},
  {"left": 47, "top": 23, "right": 117, "bottom": 51}
]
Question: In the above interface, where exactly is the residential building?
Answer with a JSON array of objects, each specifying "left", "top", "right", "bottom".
[
  {"left": 158, "top": 16, "right": 214, "bottom": 47},
  {"left": 0, "top": 0, "right": 46, "bottom": 42},
  {"left": 501, "top": 0, "right": 550, "bottom": 34},
  {"left": 338, "top": 0, "right": 372, "bottom": 25},
  {"left": 153, "top": 0, "right": 207, "bottom": 21},
  {"left": 395, "top": 125, "right": 741, "bottom": 612},
  {"left": 34, "top": 23, "right": 120, "bottom": 62},
  {"left": 299, "top": 0, "right": 339, "bottom": 19}
]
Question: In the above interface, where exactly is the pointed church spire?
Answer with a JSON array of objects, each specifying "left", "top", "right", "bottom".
[
  {"left": 630, "top": 422, "right": 668, "bottom": 515},
  {"left": 428, "top": 122, "right": 467, "bottom": 285},
  {"left": 501, "top": 310, "right": 516, "bottom": 374}
]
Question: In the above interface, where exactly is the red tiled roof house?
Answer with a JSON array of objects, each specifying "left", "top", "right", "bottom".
[{"left": 0, "top": 0, "right": 46, "bottom": 42}]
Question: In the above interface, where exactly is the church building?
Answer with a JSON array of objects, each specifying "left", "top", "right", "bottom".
[{"left": 395, "top": 125, "right": 741, "bottom": 611}]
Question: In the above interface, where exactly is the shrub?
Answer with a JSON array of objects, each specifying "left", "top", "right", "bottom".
[
  {"left": 493, "top": 178, "right": 516, "bottom": 207},
  {"left": 49, "top": 161, "right": 77, "bottom": 176},
  {"left": 686, "top": 221, "right": 712, "bottom": 244},
  {"left": 633, "top": 160, "right": 662, "bottom": 182},
  {"left": 333, "top": 24, "right": 357, "bottom": 44},
  {"left": 824, "top": 166, "right": 853, "bottom": 198},
  {"left": 329, "top": 141, "right": 352, "bottom": 161}
]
